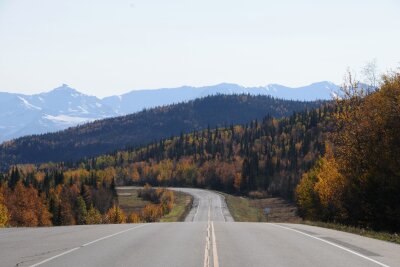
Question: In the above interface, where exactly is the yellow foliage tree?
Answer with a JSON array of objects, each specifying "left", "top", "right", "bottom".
[
  {"left": 104, "top": 205, "right": 126, "bottom": 224},
  {"left": 0, "top": 187, "right": 9, "bottom": 227},
  {"left": 130, "top": 167, "right": 140, "bottom": 182},
  {"left": 314, "top": 154, "right": 347, "bottom": 220},
  {"left": 295, "top": 162, "right": 321, "bottom": 220}
]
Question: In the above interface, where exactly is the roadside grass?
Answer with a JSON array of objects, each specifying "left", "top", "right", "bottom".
[
  {"left": 116, "top": 187, "right": 151, "bottom": 214},
  {"left": 222, "top": 193, "right": 266, "bottom": 222},
  {"left": 302, "top": 221, "right": 400, "bottom": 245},
  {"left": 251, "top": 197, "right": 302, "bottom": 223},
  {"left": 160, "top": 191, "right": 193, "bottom": 222},
  {"left": 222, "top": 191, "right": 400, "bottom": 245},
  {"left": 222, "top": 193, "right": 301, "bottom": 223}
]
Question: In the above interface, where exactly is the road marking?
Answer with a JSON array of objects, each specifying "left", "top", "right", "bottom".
[
  {"left": 29, "top": 247, "right": 80, "bottom": 267},
  {"left": 204, "top": 222, "right": 210, "bottom": 267},
  {"left": 204, "top": 203, "right": 211, "bottom": 267},
  {"left": 208, "top": 198, "right": 211, "bottom": 221},
  {"left": 211, "top": 221, "right": 219, "bottom": 267},
  {"left": 270, "top": 224, "right": 390, "bottom": 267},
  {"left": 193, "top": 196, "right": 201, "bottom": 222},
  {"left": 29, "top": 224, "right": 149, "bottom": 267},
  {"left": 204, "top": 200, "right": 219, "bottom": 267},
  {"left": 218, "top": 195, "right": 226, "bottom": 222}
]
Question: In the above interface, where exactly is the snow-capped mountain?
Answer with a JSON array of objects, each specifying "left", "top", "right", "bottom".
[
  {"left": 0, "top": 82, "right": 339, "bottom": 143},
  {"left": 0, "top": 84, "right": 117, "bottom": 143},
  {"left": 103, "top": 81, "right": 339, "bottom": 115}
]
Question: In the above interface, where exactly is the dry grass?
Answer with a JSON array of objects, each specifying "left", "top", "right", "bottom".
[
  {"left": 251, "top": 197, "right": 301, "bottom": 223},
  {"left": 160, "top": 192, "right": 193, "bottom": 222},
  {"left": 116, "top": 187, "right": 151, "bottom": 214},
  {"left": 223, "top": 191, "right": 400, "bottom": 245},
  {"left": 116, "top": 187, "right": 193, "bottom": 222},
  {"left": 222, "top": 193, "right": 301, "bottom": 223}
]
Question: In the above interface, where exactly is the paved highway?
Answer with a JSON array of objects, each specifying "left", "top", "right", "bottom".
[
  {"left": 171, "top": 187, "right": 234, "bottom": 222},
  {"left": 0, "top": 188, "right": 399, "bottom": 267}
]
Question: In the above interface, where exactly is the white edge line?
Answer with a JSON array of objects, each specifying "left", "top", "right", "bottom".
[
  {"left": 214, "top": 191, "right": 232, "bottom": 222},
  {"left": 29, "top": 224, "right": 148, "bottom": 267},
  {"left": 270, "top": 224, "right": 390, "bottom": 267},
  {"left": 211, "top": 221, "right": 219, "bottom": 267},
  {"left": 29, "top": 247, "right": 80, "bottom": 267},
  {"left": 193, "top": 196, "right": 200, "bottom": 222},
  {"left": 218, "top": 195, "right": 226, "bottom": 222}
]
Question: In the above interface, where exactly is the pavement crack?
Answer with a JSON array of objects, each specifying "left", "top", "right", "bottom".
[{"left": 15, "top": 247, "right": 73, "bottom": 267}]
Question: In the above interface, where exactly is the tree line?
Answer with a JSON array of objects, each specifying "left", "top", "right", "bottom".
[{"left": 0, "top": 165, "right": 175, "bottom": 226}]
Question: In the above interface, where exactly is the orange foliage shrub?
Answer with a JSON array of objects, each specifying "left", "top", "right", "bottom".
[{"left": 127, "top": 213, "right": 141, "bottom": 223}]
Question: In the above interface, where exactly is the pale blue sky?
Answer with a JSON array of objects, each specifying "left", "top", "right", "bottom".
[{"left": 0, "top": 0, "right": 399, "bottom": 97}]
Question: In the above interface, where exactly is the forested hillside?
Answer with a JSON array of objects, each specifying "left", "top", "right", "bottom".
[
  {"left": 59, "top": 105, "right": 331, "bottom": 197},
  {"left": 0, "top": 104, "right": 331, "bottom": 227},
  {"left": 86, "top": 105, "right": 331, "bottom": 200},
  {"left": 296, "top": 72, "right": 400, "bottom": 232},
  {"left": 0, "top": 94, "right": 323, "bottom": 168}
]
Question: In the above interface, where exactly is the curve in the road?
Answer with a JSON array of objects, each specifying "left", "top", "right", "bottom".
[
  {"left": 169, "top": 187, "right": 233, "bottom": 222},
  {"left": 0, "top": 188, "right": 399, "bottom": 267}
]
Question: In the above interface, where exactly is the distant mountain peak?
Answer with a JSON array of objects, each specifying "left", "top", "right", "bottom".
[
  {"left": 213, "top": 82, "right": 243, "bottom": 88},
  {"left": 50, "top": 84, "right": 80, "bottom": 94}
]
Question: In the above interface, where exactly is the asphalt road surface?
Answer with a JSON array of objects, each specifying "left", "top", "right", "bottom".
[{"left": 0, "top": 188, "right": 399, "bottom": 267}]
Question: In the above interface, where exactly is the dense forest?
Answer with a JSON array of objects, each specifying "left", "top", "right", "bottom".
[
  {"left": 296, "top": 72, "right": 400, "bottom": 232},
  {"left": 0, "top": 103, "right": 331, "bottom": 227},
  {"left": 79, "top": 105, "right": 332, "bottom": 200},
  {"left": 0, "top": 164, "right": 176, "bottom": 227},
  {"left": 0, "top": 94, "right": 324, "bottom": 168},
  {"left": 0, "top": 165, "right": 115, "bottom": 227}
]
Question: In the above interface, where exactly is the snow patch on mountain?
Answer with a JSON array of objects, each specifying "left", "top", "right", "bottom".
[
  {"left": 18, "top": 96, "right": 42, "bottom": 110},
  {"left": 43, "top": 114, "right": 93, "bottom": 124}
]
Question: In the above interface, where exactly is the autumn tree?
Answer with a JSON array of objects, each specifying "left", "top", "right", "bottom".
[
  {"left": 297, "top": 71, "right": 400, "bottom": 232},
  {"left": 0, "top": 187, "right": 9, "bottom": 227},
  {"left": 6, "top": 182, "right": 51, "bottom": 227},
  {"left": 315, "top": 153, "right": 347, "bottom": 221},
  {"left": 58, "top": 186, "right": 77, "bottom": 225},
  {"left": 76, "top": 196, "right": 88, "bottom": 225},
  {"left": 334, "top": 71, "right": 400, "bottom": 231},
  {"left": 295, "top": 161, "right": 321, "bottom": 220},
  {"left": 85, "top": 205, "right": 103, "bottom": 224},
  {"left": 104, "top": 205, "right": 126, "bottom": 224}
]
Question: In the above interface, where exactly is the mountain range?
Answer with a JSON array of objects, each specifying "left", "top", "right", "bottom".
[
  {"left": 0, "top": 94, "right": 325, "bottom": 168},
  {"left": 0, "top": 81, "right": 339, "bottom": 143}
]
